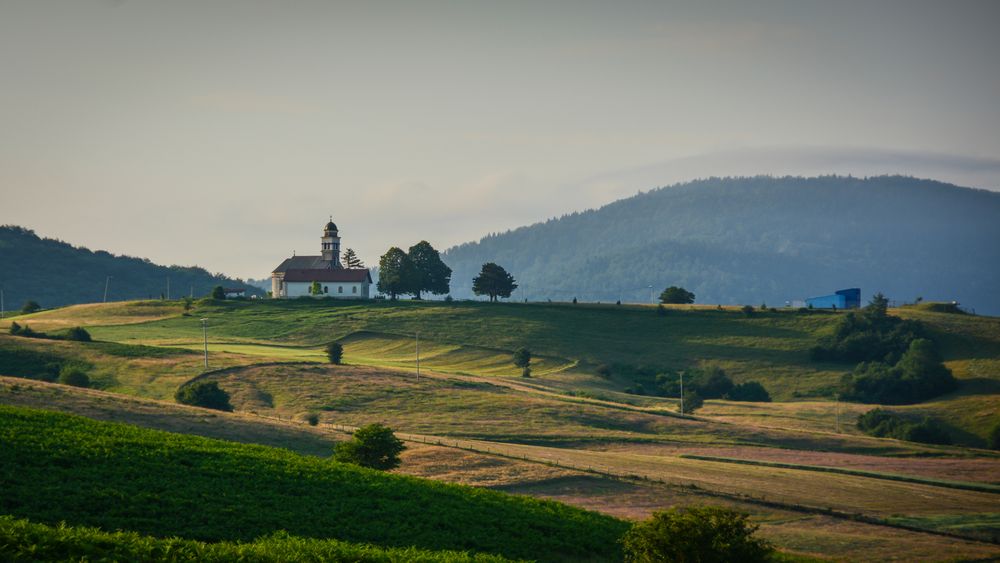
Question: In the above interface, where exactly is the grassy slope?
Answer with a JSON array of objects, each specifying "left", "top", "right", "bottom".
[
  {"left": 0, "top": 405, "right": 627, "bottom": 562},
  {"left": 0, "top": 516, "right": 512, "bottom": 563}
]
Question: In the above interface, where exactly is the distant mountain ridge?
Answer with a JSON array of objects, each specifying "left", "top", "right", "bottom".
[
  {"left": 441, "top": 176, "right": 1000, "bottom": 315},
  {"left": 0, "top": 226, "right": 261, "bottom": 310}
]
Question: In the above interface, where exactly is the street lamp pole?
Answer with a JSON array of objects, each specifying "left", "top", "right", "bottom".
[{"left": 200, "top": 318, "right": 209, "bottom": 370}]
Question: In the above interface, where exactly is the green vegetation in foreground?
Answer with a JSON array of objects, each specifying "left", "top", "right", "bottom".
[
  {"left": 0, "top": 517, "right": 512, "bottom": 563},
  {"left": 0, "top": 405, "right": 627, "bottom": 562}
]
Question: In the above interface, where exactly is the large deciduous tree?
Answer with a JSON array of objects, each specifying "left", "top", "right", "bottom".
[
  {"left": 659, "top": 286, "right": 695, "bottom": 304},
  {"left": 472, "top": 263, "right": 517, "bottom": 302},
  {"left": 333, "top": 423, "right": 406, "bottom": 470},
  {"left": 377, "top": 247, "right": 415, "bottom": 300},
  {"left": 407, "top": 241, "right": 451, "bottom": 299}
]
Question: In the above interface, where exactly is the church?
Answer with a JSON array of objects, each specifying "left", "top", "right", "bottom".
[{"left": 270, "top": 220, "right": 372, "bottom": 299}]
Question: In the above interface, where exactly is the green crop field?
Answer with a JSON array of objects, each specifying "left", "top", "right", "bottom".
[{"left": 0, "top": 405, "right": 628, "bottom": 562}]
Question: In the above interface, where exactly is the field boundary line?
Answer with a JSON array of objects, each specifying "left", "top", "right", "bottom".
[{"left": 679, "top": 454, "right": 1000, "bottom": 494}]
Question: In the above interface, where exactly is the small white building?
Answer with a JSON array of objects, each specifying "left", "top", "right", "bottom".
[{"left": 271, "top": 220, "right": 372, "bottom": 299}]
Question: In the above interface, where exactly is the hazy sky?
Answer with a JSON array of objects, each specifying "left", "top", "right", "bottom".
[{"left": 2, "top": 0, "right": 999, "bottom": 278}]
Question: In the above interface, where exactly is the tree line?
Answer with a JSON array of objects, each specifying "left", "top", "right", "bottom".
[{"left": 375, "top": 241, "right": 518, "bottom": 302}]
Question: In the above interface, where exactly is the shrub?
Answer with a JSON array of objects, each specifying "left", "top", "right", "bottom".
[
  {"left": 333, "top": 423, "right": 406, "bottom": 470},
  {"left": 572, "top": 297, "right": 577, "bottom": 304},
  {"left": 175, "top": 381, "right": 233, "bottom": 412},
  {"left": 811, "top": 293, "right": 924, "bottom": 364},
  {"left": 681, "top": 390, "right": 703, "bottom": 414},
  {"left": 595, "top": 364, "right": 612, "bottom": 379},
  {"left": 989, "top": 422, "right": 1000, "bottom": 450},
  {"left": 512, "top": 347, "right": 531, "bottom": 369},
  {"left": 20, "top": 301, "right": 41, "bottom": 314},
  {"left": 183, "top": 297, "right": 194, "bottom": 311},
  {"left": 741, "top": 305, "right": 754, "bottom": 317},
  {"left": 326, "top": 342, "right": 344, "bottom": 365},
  {"left": 625, "top": 383, "right": 647, "bottom": 396},
  {"left": 65, "top": 327, "right": 92, "bottom": 342},
  {"left": 857, "top": 408, "right": 952, "bottom": 445},
  {"left": 305, "top": 413, "right": 320, "bottom": 426},
  {"left": 58, "top": 366, "right": 90, "bottom": 388},
  {"left": 725, "top": 381, "right": 771, "bottom": 402},
  {"left": 656, "top": 304, "right": 667, "bottom": 316},
  {"left": 444, "top": 295, "right": 454, "bottom": 302},
  {"left": 521, "top": 366, "right": 531, "bottom": 378},
  {"left": 690, "top": 367, "right": 734, "bottom": 399},
  {"left": 8, "top": 321, "right": 21, "bottom": 335},
  {"left": 211, "top": 286, "right": 226, "bottom": 300},
  {"left": 621, "top": 505, "right": 773, "bottom": 563},
  {"left": 840, "top": 339, "right": 957, "bottom": 404}
]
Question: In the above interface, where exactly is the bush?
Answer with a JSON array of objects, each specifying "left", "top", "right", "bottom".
[
  {"left": 211, "top": 286, "right": 225, "bottom": 300},
  {"left": 333, "top": 423, "right": 406, "bottom": 470},
  {"left": 690, "top": 367, "right": 734, "bottom": 399},
  {"left": 596, "top": 364, "right": 612, "bottom": 378},
  {"left": 725, "top": 381, "right": 771, "bottom": 402},
  {"left": 811, "top": 293, "right": 924, "bottom": 364},
  {"left": 740, "top": 305, "right": 754, "bottom": 317},
  {"left": 326, "top": 342, "right": 344, "bottom": 365},
  {"left": 65, "top": 327, "right": 92, "bottom": 342},
  {"left": 840, "top": 339, "right": 957, "bottom": 404},
  {"left": 989, "top": 422, "right": 1000, "bottom": 450},
  {"left": 9, "top": 321, "right": 21, "bottom": 335},
  {"left": 656, "top": 304, "right": 667, "bottom": 316},
  {"left": 621, "top": 505, "right": 773, "bottom": 563},
  {"left": 856, "top": 408, "right": 952, "bottom": 445},
  {"left": 20, "top": 301, "right": 41, "bottom": 314},
  {"left": 58, "top": 366, "right": 90, "bottom": 388},
  {"left": 512, "top": 347, "right": 531, "bottom": 369},
  {"left": 521, "top": 366, "right": 531, "bottom": 378},
  {"left": 681, "top": 390, "right": 703, "bottom": 414},
  {"left": 305, "top": 413, "right": 320, "bottom": 426},
  {"left": 175, "top": 381, "right": 233, "bottom": 412}
]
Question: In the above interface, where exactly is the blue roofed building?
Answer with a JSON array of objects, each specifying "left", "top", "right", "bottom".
[{"left": 805, "top": 288, "right": 861, "bottom": 309}]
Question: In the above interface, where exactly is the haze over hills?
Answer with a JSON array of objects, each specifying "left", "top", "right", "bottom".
[
  {"left": 442, "top": 176, "right": 1000, "bottom": 315},
  {"left": 0, "top": 226, "right": 261, "bottom": 310}
]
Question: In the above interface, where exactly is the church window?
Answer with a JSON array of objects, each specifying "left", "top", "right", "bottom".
[
  {"left": 338, "top": 286, "right": 343, "bottom": 293},
  {"left": 324, "top": 286, "right": 329, "bottom": 293},
  {"left": 352, "top": 286, "right": 357, "bottom": 294}
]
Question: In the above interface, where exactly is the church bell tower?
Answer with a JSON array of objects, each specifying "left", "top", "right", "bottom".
[{"left": 321, "top": 217, "right": 341, "bottom": 267}]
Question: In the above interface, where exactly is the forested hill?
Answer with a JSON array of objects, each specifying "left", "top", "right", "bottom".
[
  {"left": 0, "top": 226, "right": 261, "bottom": 310},
  {"left": 442, "top": 176, "right": 1000, "bottom": 315}
]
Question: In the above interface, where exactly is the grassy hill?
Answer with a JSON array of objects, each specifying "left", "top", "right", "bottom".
[
  {"left": 0, "top": 225, "right": 261, "bottom": 310},
  {"left": 441, "top": 176, "right": 1000, "bottom": 315},
  {"left": 0, "top": 404, "right": 628, "bottom": 562}
]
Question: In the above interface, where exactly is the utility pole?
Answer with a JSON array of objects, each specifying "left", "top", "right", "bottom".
[
  {"left": 835, "top": 395, "right": 841, "bottom": 433},
  {"left": 415, "top": 331, "right": 420, "bottom": 381},
  {"left": 648, "top": 285, "right": 654, "bottom": 304},
  {"left": 103, "top": 276, "right": 113, "bottom": 303},
  {"left": 200, "top": 318, "right": 209, "bottom": 370},
  {"left": 190, "top": 285, "right": 194, "bottom": 298},
  {"left": 166, "top": 277, "right": 170, "bottom": 300},
  {"left": 1, "top": 288, "right": 4, "bottom": 320}
]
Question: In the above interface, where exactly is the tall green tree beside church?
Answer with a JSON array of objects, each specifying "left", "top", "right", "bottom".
[
  {"left": 377, "top": 247, "right": 415, "bottom": 300},
  {"left": 407, "top": 241, "right": 451, "bottom": 299},
  {"left": 342, "top": 248, "right": 364, "bottom": 269}
]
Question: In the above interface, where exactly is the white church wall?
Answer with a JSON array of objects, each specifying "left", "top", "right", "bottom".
[{"left": 285, "top": 281, "right": 368, "bottom": 299}]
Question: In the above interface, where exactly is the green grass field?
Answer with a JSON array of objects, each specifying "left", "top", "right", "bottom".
[{"left": 0, "top": 405, "right": 628, "bottom": 562}]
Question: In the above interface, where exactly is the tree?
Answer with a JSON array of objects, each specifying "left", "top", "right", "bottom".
[
  {"left": 58, "top": 366, "right": 90, "bottom": 388},
  {"left": 407, "top": 241, "right": 452, "bottom": 299},
  {"left": 472, "top": 263, "right": 517, "bottom": 302},
  {"left": 9, "top": 321, "right": 21, "bottom": 335},
  {"left": 65, "top": 326, "right": 92, "bottom": 342},
  {"left": 691, "top": 367, "right": 734, "bottom": 399},
  {"left": 175, "top": 381, "right": 233, "bottom": 412},
  {"left": 377, "top": 247, "right": 416, "bottom": 300},
  {"left": 725, "top": 381, "right": 771, "bottom": 402},
  {"left": 333, "top": 423, "right": 406, "bottom": 470},
  {"left": 681, "top": 389, "right": 703, "bottom": 414},
  {"left": 342, "top": 248, "right": 365, "bottom": 269},
  {"left": 622, "top": 505, "right": 773, "bottom": 563},
  {"left": 659, "top": 286, "right": 695, "bottom": 304},
  {"left": 513, "top": 347, "right": 531, "bottom": 376},
  {"left": 211, "top": 286, "right": 225, "bottom": 300},
  {"left": 326, "top": 342, "right": 344, "bottom": 364},
  {"left": 20, "top": 301, "right": 41, "bottom": 314},
  {"left": 310, "top": 281, "right": 323, "bottom": 296}
]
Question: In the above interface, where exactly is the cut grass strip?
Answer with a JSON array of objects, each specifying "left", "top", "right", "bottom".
[{"left": 678, "top": 454, "right": 1000, "bottom": 495}]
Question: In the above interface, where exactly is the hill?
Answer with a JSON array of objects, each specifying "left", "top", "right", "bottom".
[
  {"left": 0, "top": 225, "right": 261, "bottom": 310},
  {"left": 441, "top": 176, "right": 1000, "bottom": 315},
  {"left": 0, "top": 404, "right": 628, "bottom": 562}
]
